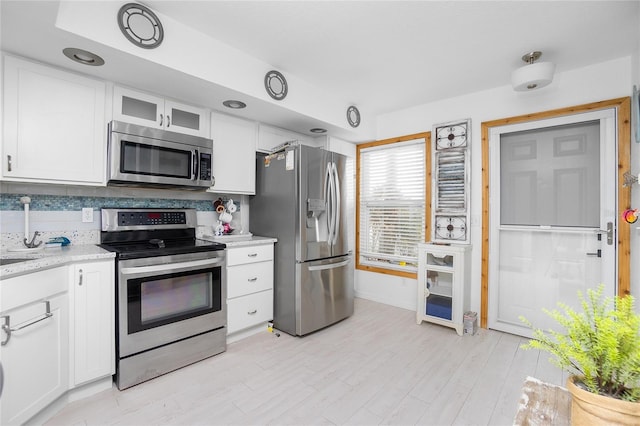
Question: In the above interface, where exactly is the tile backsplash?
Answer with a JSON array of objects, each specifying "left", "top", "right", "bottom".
[
  {"left": 0, "top": 188, "right": 249, "bottom": 251},
  {"left": 0, "top": 194, "right": 215, "bottom": 211}
]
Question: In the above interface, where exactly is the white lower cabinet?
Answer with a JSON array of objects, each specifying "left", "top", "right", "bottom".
[
  {"left": 69, "top": 260, "right": 115, "bottom": 386},
  {"left": 0, "top": 267, "right": 69, "bottom": 426},
  {"left": 227, "top": 290, "right": 274, "bottom": 334},
  {"left": 0, "top": 258, "right": 115, "bottom": 425},
  {"left": 226, "top": 244, "right": 274, "bottom": 337}
]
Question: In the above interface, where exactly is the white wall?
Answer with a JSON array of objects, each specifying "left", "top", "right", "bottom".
[{"left": 356, "top": 56, "right": 636, "bottom": 314}]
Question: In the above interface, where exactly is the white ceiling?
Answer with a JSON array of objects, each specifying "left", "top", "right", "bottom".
[{"left": 1, "top": 1, "right": 639, "bottom": 140}]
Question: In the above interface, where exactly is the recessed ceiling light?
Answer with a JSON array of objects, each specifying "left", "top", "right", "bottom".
[
  {"left": 62, "top": 48, "right": 105, "bottom": 66},
  {"left": 223, "top": 100, "right": 247, "bottom": 109},
  {"left": 310, "top": 128, "right": 327, "bottom": 134}
]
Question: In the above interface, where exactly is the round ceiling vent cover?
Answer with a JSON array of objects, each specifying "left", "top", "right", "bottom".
[
  {"left": 264, "top": 70, "right": 288, "bottom": 100},
  {"left": 117, "top": 3, "right": 164, "bottom": 49},
  {"left": 346, "top": 106, "right": 361, "bottom": 128}
]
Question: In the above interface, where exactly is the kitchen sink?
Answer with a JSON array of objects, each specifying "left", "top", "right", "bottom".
[{"left": 0, "top": 258, "right": 32, "bottom": 266}]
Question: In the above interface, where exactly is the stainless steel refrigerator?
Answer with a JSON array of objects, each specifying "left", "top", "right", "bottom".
[{"left": 250, "top": 144, "right": 354, "bottom": 336}]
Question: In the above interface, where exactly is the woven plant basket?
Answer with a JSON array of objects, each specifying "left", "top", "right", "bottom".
[{"left": 567, "top": 376, "right": 640, "bottom": 425}]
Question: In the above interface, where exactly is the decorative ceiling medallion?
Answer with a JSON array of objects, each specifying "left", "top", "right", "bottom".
[
  {"left": 264, "top": 70, "right": 288, "bottom": 100},
  {"left": 117, "top": 3, "right": 164, "bottom": 49},
  {"left": 346, "top": 105, "right": 361, "bottom": 128}
]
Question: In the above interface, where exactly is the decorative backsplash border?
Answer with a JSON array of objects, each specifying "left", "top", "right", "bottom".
[{"left": 0, "top": 194, "right": 216, "bottom": 211}]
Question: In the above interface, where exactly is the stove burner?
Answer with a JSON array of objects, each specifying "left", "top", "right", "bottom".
[
  {"left": 99, "top": 208, "right": 225, "bottom": 260},
  {"left": 149, "top": 238, "right": 165, "bottom": 248}
]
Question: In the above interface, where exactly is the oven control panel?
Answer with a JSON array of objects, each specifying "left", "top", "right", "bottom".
[
  {"left": 101, "top": 208, "right": 198, "bottom": 232},
  {"left": 118, "top": 211, "right": 187, "bottom": 226}
]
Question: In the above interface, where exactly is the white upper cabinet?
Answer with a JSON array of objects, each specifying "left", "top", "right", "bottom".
[
  {"left": 113, "top": 86, "right": 210, "bottom": 137},
  {"left": 314, "top": 135, "right": 356, "bottom": 158},
  {"left": 2, "top": 55, "right": 107, "bottom": 185},
  {"left": 256, "top": 124, "right": 312, "bottom": 153},
  {"left": 208, "top": 112, "right": 257, "bottom": 195}
]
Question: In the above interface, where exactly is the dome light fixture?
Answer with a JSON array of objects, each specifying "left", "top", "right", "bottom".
[
  {"left": 310, "top": 128, "right": 327, "bottom": 134},
  {"left": 511, "top": 51, "right": 555, "bottom": 91}
]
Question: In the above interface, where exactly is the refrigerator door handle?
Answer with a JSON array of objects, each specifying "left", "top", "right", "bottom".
[
  {"left": 331, "top": 162, "right": 341, "bottom": 246},
  {"left": 307, "top": 259, "right": 350, "bottom": 271},
  {"left": 325, "top": 162, "right": 335, "bottom": 243}
]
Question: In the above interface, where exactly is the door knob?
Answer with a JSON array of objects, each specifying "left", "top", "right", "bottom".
[{"left": 586, "top": 250, "right": 602, "bottom": 258}]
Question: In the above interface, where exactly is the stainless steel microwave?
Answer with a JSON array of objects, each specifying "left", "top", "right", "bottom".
[{"left": 107, "top": 121, "right": 213, "bottom": 189}]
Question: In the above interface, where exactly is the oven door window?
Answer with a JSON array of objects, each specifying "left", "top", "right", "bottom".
[
  {"left": 121, "top": 140, "right": 192, "bottom": 179},
  {"left": 127, "top": 267, "right": 221, "bottom": 334}
]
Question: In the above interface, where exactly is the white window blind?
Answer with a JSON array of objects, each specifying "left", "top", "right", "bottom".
[{"left": 359, "top": 138, "right": 425, "bottom": 271}]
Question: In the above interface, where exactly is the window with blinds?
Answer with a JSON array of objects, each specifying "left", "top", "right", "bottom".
[{"left": 358, "top": 136, "right": 426, "bottom": 273}]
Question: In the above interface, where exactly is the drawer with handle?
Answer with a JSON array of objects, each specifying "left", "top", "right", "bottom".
[
  {"left": 227, "top": 261, "right": 273, "bottom": 299},
  {"left": 226, "top": 244, "right": 273, "bottom": 266},
  {"left": 227, "top": 289, "right": 273, "bottom": 334}
]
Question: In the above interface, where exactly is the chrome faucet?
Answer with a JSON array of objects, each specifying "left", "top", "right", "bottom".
[{"left": 24, "top": 231, "right": 42, "bottom": 249}]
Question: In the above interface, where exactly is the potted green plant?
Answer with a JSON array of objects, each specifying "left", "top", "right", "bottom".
[{"left": 520, "top": 285, "right": 640, "bottom": 425}]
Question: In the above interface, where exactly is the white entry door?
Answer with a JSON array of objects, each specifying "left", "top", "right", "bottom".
[{"left": 488, "top": 109, "right": 617, "bottom": 337}]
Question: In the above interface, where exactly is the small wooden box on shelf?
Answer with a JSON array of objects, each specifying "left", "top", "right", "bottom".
[{"left": 416, "top": 242, "right": 471, "bottom": 335}]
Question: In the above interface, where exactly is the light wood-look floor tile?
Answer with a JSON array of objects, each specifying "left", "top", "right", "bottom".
[{"left": 45, "top": 298, "right": 563, "bottom": 425}]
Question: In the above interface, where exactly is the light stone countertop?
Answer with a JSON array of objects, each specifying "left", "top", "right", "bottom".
[
  {"left": 1, "top": 244, "right": 115, "bottom": 280},
  {"left": 200, "top": 235, "right": 277, "bottom": 247}
]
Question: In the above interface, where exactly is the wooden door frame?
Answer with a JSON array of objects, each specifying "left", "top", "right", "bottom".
[{"left": 480, "top": 97, "right": 631, "bottom": 328}]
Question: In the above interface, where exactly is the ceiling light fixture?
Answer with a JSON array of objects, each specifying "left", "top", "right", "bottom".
[
  {"left": 62, "top": 48, "right": 105, "bottom": 66},
  {"left": 310, "top": 128, "right": 327, "bottom": 134},
  {"left": 511, "top": 51, "right": 555, "bottom": 91},
  {"left": 222, "top": 100, "right": 246, "bottom": 109}
]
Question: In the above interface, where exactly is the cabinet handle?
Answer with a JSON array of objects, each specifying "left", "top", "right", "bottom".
[
  {"left": 211, "top": 176, "right": 215, "bottom": 187},
  {"left": 159, "top": 113, "right": 164, "bottom": 127},
  {"left": 247, "top": 277, "right": 258, "bottom": 282},
  {"left": 78, "top": 268, "right": 83, "bottom": 286},
  {"left": 167, "top": 115, "right": 171, "bottom": 128},
  {"left": 247, "top": 309, "right": 257, "bottom": 315},
  {"left": 6, "top": 155, "right": 12, "bottom": 172},
  {"left": 1, "top": 301, "right": 53, "bottom": 346},
  {"left": 247, "top": 253, "right": 258, "bottom": 258}
]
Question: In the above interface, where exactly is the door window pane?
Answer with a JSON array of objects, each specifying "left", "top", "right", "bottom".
[{"left": 500, "top": 121, "right": 600, "bottom": 227}]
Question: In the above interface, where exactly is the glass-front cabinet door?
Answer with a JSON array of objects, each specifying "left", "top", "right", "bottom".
[
  {"left": 113, "top": 86, "right": 209, "bottom": 137},
  {"left": 113, "top": 86, "right": 164, "bottom": 129}
]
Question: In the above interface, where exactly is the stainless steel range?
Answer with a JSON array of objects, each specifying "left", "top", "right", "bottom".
[{"left": 99, "top": 208, "right": 226, "bottom": 390}]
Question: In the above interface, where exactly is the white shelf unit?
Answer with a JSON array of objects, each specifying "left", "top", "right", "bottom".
[{"left": 416, "top": 243, "right": 471, "bottom": 335}]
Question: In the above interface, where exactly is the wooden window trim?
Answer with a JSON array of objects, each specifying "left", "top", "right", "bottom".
[{"left": 356, "top": 131, "right": 431, "bottom": 279}]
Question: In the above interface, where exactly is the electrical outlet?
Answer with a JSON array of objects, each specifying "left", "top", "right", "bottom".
[{"left": 82, "top": 207, "right": 93, "bottom": 223}]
